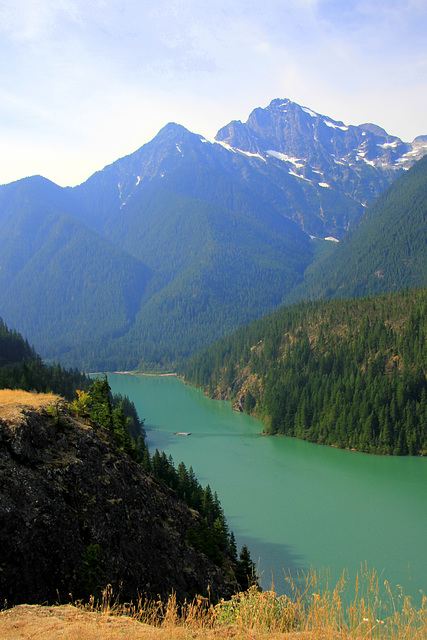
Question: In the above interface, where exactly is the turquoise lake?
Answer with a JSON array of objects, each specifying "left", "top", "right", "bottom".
[{"left": 107, "top": 373, "right": 427, "bottom": 602}]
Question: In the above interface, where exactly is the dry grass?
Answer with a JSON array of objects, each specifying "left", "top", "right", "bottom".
[
  {"left": 0, "top": 604, "right": 314, "bottom": 639},
  {"left": 2, "top": 568, "right": 425, "bottom": 640},
  {"left": 0, "top": 389, "right": 62, "bottom": 414}
]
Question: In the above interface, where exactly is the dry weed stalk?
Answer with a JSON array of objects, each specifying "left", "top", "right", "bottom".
[{"left": 71, "top": 567, "right": 426, "bottom": 640}]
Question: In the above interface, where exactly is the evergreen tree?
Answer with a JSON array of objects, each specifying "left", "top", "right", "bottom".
[{"left": 235, "top": 545, "right": 257, "bottom": 590}]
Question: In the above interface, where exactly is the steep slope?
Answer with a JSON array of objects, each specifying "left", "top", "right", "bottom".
[
  {"left": 215, "top": 98, "right": 427, "bottom": 238},
  {"left": 83, "top": 125, "right": 312, "bottom": 367},
  {"left": 0, "top": 176, "right": 151, "bottom": 366},
  {"left": 0, "top": 100, "right": 425, "bottom": 370},
  {"left": 0, "top": 318, "right": 34, "bottom": 367},
  {"left": 0, "top": 127, "right": 313, "bottom": 369},
  {"left": 284, "top": 153, "right": 427, "bottom": 303},
  {"left": 182, "top": 289, "right": 427, "bottom": 455},
  {"left": 74, "top": 101, "right": 427, "bottom": 243},
  {"left": 0, "top": 392, "right": 236, "bottom": 605}
]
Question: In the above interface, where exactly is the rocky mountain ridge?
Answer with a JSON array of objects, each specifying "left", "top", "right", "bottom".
[
  {"left": 71, "top": 98, "right": 427, "bottom": 242},
  {"left": 214, "top": 98, "right": 427, "bottom": 235},
  {"left": 0, "top": 97, "right": 425, "bottom": 370},
  {"left": 217, "top": 99, "right": 426, "bottom": 173},
  {"left": 82, "top": 98, "right": 426, "bottom": 239}
]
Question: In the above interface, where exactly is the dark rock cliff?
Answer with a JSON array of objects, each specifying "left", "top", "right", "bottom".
[{"left": 0, "top": 398, "right": 236, "bottom": 606}]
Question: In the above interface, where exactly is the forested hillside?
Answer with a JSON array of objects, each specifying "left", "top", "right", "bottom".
[
  {"left": 285, "top": 153, "right": 427, "bottom": 304},
  {"left": 0, "top": 176, "right": 151, "bottom": 370},
  {"left": 0, "top": 99, "right": 425, "bottom": 371},
  {"left": 0, "top": 317, "right": 145, "bottom": 443},
  {"left": 0, "top": 317, "right": 90, "bottom": 399},
  {"left": 182, "top": 289, "right": 427, "bottom": 455}
]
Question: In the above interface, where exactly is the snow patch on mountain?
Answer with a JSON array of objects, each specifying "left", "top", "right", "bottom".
[
  {"left": 215, "top": 140, "right": 236, "bottom": 153},
  {"left": 289, "top": 170, "right": 311, "bottom": 182},
  {"left": 301, "top": 106, "right": 318, "bottom": 118},
  {"left": 323, "top": 119, "right": 349, "bottom": 131},
  {"left": 359, "top": 155, "right": 376, "bottom": 167},
  {"left": 214, "top": 140, "right": 266, "bottom": 161},
  {"left": 236, "top": 149, "right": 266, "bottom": 161},
  {"left": 378, "top": 141, "right": 399, "bottom": 149},
  {"left": 266, "top": 150, "right": 305, "bottom": 168}
]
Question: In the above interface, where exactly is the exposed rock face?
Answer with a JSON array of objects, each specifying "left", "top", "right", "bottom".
[{"left": 0, "top": 399, "right": 236, "bottom": 605}]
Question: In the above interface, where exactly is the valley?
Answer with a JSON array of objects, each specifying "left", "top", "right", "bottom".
[
  {"left": 0, "top": 98, "right": 425, "bottom": 371},
  {"left": 0, "top": 97, "right": 426, "bottom": 632}
]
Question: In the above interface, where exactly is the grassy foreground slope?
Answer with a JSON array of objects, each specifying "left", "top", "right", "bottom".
[
  {"left": 182, "top": 288, "right": 427, "bottom": 455},
  {"left": 1, "top": 565, "right": 426, "bottom": 640}
]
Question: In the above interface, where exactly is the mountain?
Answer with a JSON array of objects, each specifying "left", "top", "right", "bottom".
[
  {"left": 0, "top": 99, "right": 425, "bottom": 370},
  {"left": 72, "top": 100, "right": 427, "bottom": 242},
  {"left": 0, "top": 176, "right": 151, "bottom": 367},
  {"left": 284, "top": 152, "right": 427, "bottom": 303},
  {"left": 214, "top": 98, "right": 427, "bottom": 238}
]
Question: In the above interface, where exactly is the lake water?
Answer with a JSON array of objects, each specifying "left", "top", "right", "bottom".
[{"left": 107, "top": 373, "right": 427, "bottom": 602}]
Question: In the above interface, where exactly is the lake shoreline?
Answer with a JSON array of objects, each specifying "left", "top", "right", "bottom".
[
  {"left": 90, "top": 371, "right": 177, "bottom": 377},
  {"left": 106, "top": 372, "right": 427, "bottom": 603}
]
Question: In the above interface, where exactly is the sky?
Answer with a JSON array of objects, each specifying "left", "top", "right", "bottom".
[{"left": 0, "top": 0, "right": 426, "bottom": 187}]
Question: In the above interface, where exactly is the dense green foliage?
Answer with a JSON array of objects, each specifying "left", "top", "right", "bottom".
[
  {"left": 83, "top": 375, "right": 256, "bottom": 586},
  {"left": 0, "top": 317, "right": 91, "bottom": 400},
  {"left": 182, "top": 289, "right": 427, "bottom": 455},
  {"left": 0, "top": 319, "right": 144, "bottom": 449},
  {"left": 110, "top": 184, "right": 312, "bottom": 371},
  {"left": 141, "top": 448, "right": 234, "bottom": 566},
  {"left": 286, "top": 153, "right": 427, "bottom": 304},
  {"left": 0, "top": 176, "right": 150, "bottom": 372},
  {"left": 0, "top": 318, "right": 34, "bottom": 366},
  {"left": 77, "top": 374, "right": 147, "bottom": 461}
]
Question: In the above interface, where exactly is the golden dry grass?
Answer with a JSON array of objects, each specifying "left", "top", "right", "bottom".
[
  {"left": 2, "top": 568, "right": 425, "bottom": 640},
  {"left": 0, "top": 605, "right": 314, "bottom": 640},
  {"left": 0, "top": 389, "right": 62, "bottom": 413}
]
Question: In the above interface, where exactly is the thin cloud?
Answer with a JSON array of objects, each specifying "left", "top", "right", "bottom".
[{"left": 0, "top": 0, "right": 425, "bottom": 186}]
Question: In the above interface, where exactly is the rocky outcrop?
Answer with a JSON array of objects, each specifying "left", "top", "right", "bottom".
[{"left": 0, "top": 397, "right": 236, "bottom": 606}]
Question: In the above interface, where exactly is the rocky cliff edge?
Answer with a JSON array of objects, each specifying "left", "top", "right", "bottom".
[{"left": 0, "top": 391, "right": 236, "bottom": 606}]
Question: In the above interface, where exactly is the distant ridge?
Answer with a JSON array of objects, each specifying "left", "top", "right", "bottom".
[
  {"left": 0, "top": 98, "right": 425, "bottom": 370},
  {"left": 284, "top": 152, "right": 427, "bottom": 303}
]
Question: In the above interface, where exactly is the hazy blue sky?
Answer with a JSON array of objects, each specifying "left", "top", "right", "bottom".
[{"left": 1, "top": 0, "right": 426, "bottom": 186}]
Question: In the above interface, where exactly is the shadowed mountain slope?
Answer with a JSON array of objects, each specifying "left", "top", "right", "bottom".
[{"left": 0, "top": 100, "right": 425, "bottom": 369}]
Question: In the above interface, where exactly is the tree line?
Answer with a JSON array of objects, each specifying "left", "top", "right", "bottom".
[
  {"left": 72, "top": 373, "right": 256, "bottom": 588},
  {"left": 182, "top": 288, "right": 427, "bottom": 455},
  {"left": 0, "top": 318, "right": 256, "bottom": 588}
]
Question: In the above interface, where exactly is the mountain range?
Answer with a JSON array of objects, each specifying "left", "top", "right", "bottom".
[{"left": 0, "top": 98, "right": 426, "bottom": 370}]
